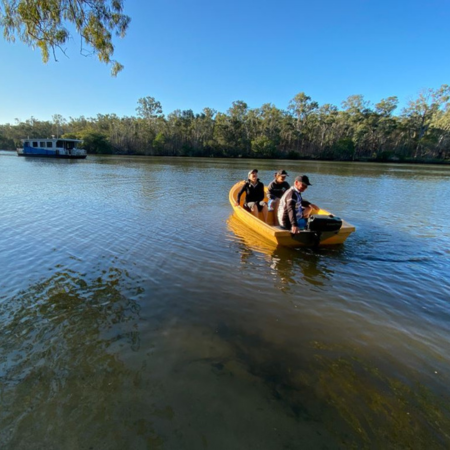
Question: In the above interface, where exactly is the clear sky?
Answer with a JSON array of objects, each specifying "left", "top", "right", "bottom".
[{"left": 0, "top": 0, "right": 449, "bottom": 124}]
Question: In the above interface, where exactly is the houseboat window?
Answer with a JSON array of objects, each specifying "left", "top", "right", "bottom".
[
  {"left": 32, "top": 142, "right": 38, "bottom": 147},
  {"left": 56, "top": 140, "right": 76, "bottom": 150},
  {"left": 24, "top": 141, "right": 29, "bottom": 147},
  {"left": 40, "top": 142, "right": 46, "bottom": 147},
  {"left": 47, "top": 142, "right": 53, "bottom": 148}
]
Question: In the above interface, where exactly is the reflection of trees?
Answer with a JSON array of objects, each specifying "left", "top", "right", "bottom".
[
  {"left": 227, "top": 214, "right": 336, "bottom": 291},
  {"left": 0, "top": 268, "right": 162, "bottom": 449}
]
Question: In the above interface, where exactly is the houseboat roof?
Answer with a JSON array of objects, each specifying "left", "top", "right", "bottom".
[{"left": 21, "top": 138, "right": 82, "bottom": 143}]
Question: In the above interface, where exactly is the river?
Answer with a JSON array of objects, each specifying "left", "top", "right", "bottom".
[{"left": 1, "top": 152, "right": 449, "bottom": 449}]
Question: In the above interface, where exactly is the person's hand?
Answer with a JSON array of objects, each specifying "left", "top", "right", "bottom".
[
  {"left": 235, "top": 201, "right": 239, "bottom": 206},
  {"left": 310, "top": 203, "right": 319, "bottom": 211},
  {"left": 291, "top": 226, "right": 299, "bottom": 234}
]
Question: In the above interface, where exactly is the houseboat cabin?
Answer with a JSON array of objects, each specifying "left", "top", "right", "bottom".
[{"left": 17, "top": 138, "right": 87, "bottom": 159}]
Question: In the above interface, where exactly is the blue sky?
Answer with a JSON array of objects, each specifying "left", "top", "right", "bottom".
[{"left": 0, "top": 0, "right": 449, "bottom": 124}]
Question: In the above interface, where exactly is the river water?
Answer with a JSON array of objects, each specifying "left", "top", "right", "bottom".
[{"left": 1, "top": 152, "right": 449, "bottom": 449}]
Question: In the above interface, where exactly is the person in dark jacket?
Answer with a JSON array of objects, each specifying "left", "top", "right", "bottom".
[
  {"left": 277, "top": 175, "right": 319, "bottom": 233},
  {"left": 267, "top": 169, "right": 290, "bottom": 224},
  {"left": 236, "top": 169, "right": 268, "bottom": 222}
]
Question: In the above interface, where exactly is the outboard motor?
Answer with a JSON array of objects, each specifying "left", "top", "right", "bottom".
[{"left": 307, "top": 214, "right": 343, "bottom": 247}]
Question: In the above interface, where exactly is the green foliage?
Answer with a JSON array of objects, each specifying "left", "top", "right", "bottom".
[
  {"left": 251, "top": 136, "right": 277, "bottom": 157},
  {"left": 1, "top": 86, "right": 450, "bottom": 161},
  {"left": 0, "top": 0, "right": 130, "bottom": 75},
  {"left": 78, "top": 130, "right": 112, "bottom": 154},
  {"left": 152, "top": 132, "right": 166, "bottom": 155},
  {"left": 136, "top": 97, "right": 163, "bottom": 120},
  {"left": 330, "top": 138, "right": 355, "bottom": 160},
  {"left": 401, "top": 85, "right": 450, "bottom": 158},
  {"left": 0, "top": 130, "right": 15, "bottom": 149},
  {"left": 375, "top": 97, "right": 398, "bottom": 116}
]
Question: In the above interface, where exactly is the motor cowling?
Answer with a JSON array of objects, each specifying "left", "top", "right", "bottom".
[{"left": 307, "top": 214, "right": 342, "bottom": 233}]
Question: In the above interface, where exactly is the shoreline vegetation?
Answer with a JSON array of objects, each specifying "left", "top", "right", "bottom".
[{"left": 2, "top": 86, "right": 450, "bottom": 164}]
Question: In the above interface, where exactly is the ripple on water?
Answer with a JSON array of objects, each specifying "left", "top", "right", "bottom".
[{"left": 1, "top": 156, "right": 450, "bottom": 448}]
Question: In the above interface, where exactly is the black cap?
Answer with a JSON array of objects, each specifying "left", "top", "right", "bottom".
[
  {"left": 294, "top": 175, "right": 312, "bottom": 186},
  {"left": 276, "top": 170, "right": 289, "bottom": 177}
]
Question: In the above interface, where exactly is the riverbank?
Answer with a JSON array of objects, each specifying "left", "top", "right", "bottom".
[{"left": 2, "top": 148, "right": 449, "bottom": 165}]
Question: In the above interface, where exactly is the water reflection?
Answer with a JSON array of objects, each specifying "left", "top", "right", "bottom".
[
  {"left": 0, "top": 267, "right": 161, "bottom": 449},
  {"left": 227, "top": 213, "right": 336, "bottom": 291}
]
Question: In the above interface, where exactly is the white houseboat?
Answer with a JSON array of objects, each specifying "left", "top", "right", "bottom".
[{"left": 17, "top": 138, "right": 87, "bottom": 159}]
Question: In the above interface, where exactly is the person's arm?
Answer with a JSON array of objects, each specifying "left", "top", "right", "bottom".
[
  {"left": 267, "top": 181, "right": 275, "bottom": 200},
  {"left": 236, "top": 183, "right": 247, "bottom": 206},
  {"left": 302, "top": 199, "right": 319, "bottom": 211},
  {"left": 286, "top": 191, "right": 297, "bottom": 230}
]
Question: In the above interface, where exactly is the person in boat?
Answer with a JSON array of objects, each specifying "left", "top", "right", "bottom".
[
  {"left": 236, "top": 169, "right": 268, "bottom": 222},
  {"left": 277, "top": 175, "right": 319, "bottom": 233},
  {"left": 267, "top": 170, "right": 290, "bottom": 224}
]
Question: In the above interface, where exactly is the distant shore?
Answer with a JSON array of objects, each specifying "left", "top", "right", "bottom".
[
  {"left": 2, "top": 149, "right": 448, "bottom": 165},
  {"left": 2, "top": 87, "right": 450, "bottom": 164}
]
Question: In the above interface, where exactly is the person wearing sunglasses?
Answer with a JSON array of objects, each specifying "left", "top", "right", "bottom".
[
  {"left": 236, "top": 169, "right": 268, "bottom": 222},
  {"left": 267, "top": 170, "right": 290, "bottom": 224}
]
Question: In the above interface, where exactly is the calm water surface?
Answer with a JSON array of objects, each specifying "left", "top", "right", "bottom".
[{"left": 1, "top": 152, "right": 450, "bottom": 449}]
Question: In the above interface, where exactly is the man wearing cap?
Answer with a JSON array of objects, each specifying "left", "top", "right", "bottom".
[
  {"left": 277, "top": 175, "right": 319, "bottom": 233},
  {"left": 236, "top": 169, "right": 268, "bottom": 222},
  {"left": 267, "top": 170, "right": 290, "bottom": 224}
]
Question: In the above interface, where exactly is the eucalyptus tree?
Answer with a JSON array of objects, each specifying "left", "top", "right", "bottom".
[
  {"left": 372, "top": 96, "right": 399, "bottom": 158},
  {"left": 341, "top": 94, "right": 374, "bottom": 158},
  {"left": 0, "top": 128, "right": 15, "bottom": 149},
  {"left": 166, "top": 109, "right": 184, "bottom": 155},
  {"left": 12, "top": 117, "right": 53, "bottom": 141},
  {"left": 430, "top": 104, "right": 450, "bottom": 159},
  {"left": 177, "top": 109, "right": 196, "bottom": 155},
  {"left": 0, "top": 0, "right": 130, "bottom": 75},
  {"left": 136, "top": 97, "right": 163, "bottom": 121},
  {"left": 288, "top": 92, "right": 319, "bottom": 128},
  {"left": 52, "top": 113, "right": 66, "bottom": 137},
  {"left": 401, "top": 84, "right": 450, "bottom": 158},
  {"left": 135, "top": 97, "right": 164, "bottom": 152},
  {"left": 287, "top": 92, "right": 319, "bottom": 153},
  {"left": 314, "top": 103, "right": 339, "bottom": 154},
  {"left": 196, "top": 107, "right": 216, "bottom": 153},
  {"left": 250, "top": 103, "right": 283, "bottom": 157},
  {"left": 229, "top": 101, "right": 250, "bottom": 150}
]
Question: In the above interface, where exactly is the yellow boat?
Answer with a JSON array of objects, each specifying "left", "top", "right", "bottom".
[{"left": 229, "top": 181, "right": 355, "bottom": 248}]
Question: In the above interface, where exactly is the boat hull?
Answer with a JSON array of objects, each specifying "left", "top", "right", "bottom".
[
  {"left": 229, "top": 181, "right": 355, "bottom": 248},
  {"left": 17, "top": 151, "right": 86, "bottom": 159}
]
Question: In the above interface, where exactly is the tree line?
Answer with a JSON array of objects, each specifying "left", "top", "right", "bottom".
[{"left": 1, "top": 85, "right": 450, "bottom": 162}]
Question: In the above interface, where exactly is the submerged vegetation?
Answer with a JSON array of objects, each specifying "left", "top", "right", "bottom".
[{"left": 1, "top": 85, "right": 450, "bottom": 162}]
